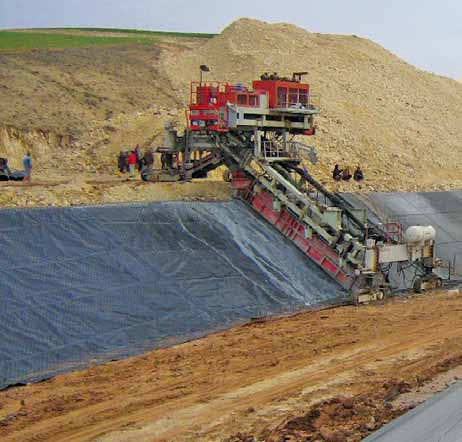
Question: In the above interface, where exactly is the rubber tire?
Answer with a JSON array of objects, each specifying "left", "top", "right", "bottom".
[{"left": 222, "top": 170, "right": 232, "bottom": 182}]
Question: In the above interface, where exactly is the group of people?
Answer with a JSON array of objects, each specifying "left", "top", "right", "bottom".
[
  {"left": 116, "top": 144, "right": 366, "bottom": 186},
  {"left": 332, "top": 164, "right": 364, "bottom": 182},
  {"left": 117, "top": 145, "right": 154, "bottom": 179}
]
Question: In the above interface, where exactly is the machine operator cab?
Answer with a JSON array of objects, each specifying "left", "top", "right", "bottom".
[
  {"left": 143, "top": 73, "right": 321, "bottom": 182},
  {"left": 188, "top": 72, "right": 319, "bottom": 135}
]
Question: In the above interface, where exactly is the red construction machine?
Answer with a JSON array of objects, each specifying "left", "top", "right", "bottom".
[
  {"left": 188, "top": 72, "right": 315, "bottom": 135},
  {"left": 143, "top": 72, "right": 442, "bottom": 302}
]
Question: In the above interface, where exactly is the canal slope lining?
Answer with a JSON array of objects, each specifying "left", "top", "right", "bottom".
[
  {"left": 0, "top": 200, "right": 342, "bottom": 389},
  {"left": 363, "top": 382, "right": 462, "bottom": 442},
  {"left": 345, "top": 191, "right": 462, "bottom": 279}
]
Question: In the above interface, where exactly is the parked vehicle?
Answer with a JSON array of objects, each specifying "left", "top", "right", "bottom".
[{"left": 0, "top": 158, "right": 25, "bottom": 181}]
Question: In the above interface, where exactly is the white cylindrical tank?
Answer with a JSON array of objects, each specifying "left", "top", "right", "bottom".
[{"left": 404, "top": 225, "right": 436, "bottom": 244}]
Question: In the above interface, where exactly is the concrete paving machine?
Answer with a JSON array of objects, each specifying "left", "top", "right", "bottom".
[{"left": 143, "top": 73, "right": 443, "bottom": 302}]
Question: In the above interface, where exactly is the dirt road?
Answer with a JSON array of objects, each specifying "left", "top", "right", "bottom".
[
  {"left": 0, "top": 175, "right": 232, "bottom": 208},
  {"left": 1, "top": 291, "right": 462, "bottom": 442}
]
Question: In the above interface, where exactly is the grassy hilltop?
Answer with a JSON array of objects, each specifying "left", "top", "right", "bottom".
[{"left": 0, "top": 28, "right": 215, "bottom": 50}]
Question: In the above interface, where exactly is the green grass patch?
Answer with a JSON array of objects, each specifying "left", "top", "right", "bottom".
[
  {"left": 0, "top": 30, "right": 160, "bottom": 51},
  {"left": 50, "top": 27, "right": 217, "bottom": 39}
]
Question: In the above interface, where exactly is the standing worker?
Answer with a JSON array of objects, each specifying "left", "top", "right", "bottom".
[
  {"left": 143, "top": 148, "right": 154, "bottom": 172},
  {"left": 4, "top": 158, "right": 11, "bottom": 175},
  {"left": 342, "top": 166, "right": 352, "bottom": 181},
  {"left": 117, "top": 151, "right": 127, "bottom": 174},
  {"left": 123, "top": 150, "right": 129, "bottom": 173},
  {"left": 354, "top": 165, "right": 364, "bottom": 182},
  {"left": 332, "top": 164, "right": 342, "bottom": 181},
  {"left": 128, "top": 150, "right": 137, "bottom": 179},
  {"left": 135, "top": 144, "right": 143, "bottom": 171},
  {"left": 23, "top": 152, "right": 32, "bottom": 183},
  {"left": 0, "top": 157, "right": 11, "bottom": 175}
]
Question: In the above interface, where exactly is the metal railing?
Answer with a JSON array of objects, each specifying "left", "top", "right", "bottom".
[
  {"left": 289, "top": 141, "right": 318, "bottom": 165},
  {"left": 275, "top": 94, "right": 321, "bottom": 111},
  {"left": 261, "top": 141, "right": 297, "bottom": 160},
  {"left": 260, "top": 141, "right": 318, "bottom": 164}
]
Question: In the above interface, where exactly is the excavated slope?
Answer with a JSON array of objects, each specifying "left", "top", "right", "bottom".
[
  {"left": 162, "top": 18, "right": 462, "bottom": 192},
  {"left": 1, "top": 19, "right": 462, "bottom": 204},
  {"left": 0, "top": 40, "right": 193, "bottom": 173}
]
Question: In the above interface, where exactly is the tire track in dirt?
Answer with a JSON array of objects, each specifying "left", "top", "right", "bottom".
[{"left": 2, "top": 292, "right": 462, "bottom": 442}]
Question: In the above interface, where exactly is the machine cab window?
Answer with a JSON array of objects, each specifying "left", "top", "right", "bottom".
[
  {"left": 237, "top": 94, "right": 248, "bottom": 105},
  {"left": 277, "top": 87, "right": 288, "bottom": 107}
]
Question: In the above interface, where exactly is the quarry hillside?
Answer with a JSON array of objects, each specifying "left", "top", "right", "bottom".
[
  {"left": 162, "top": 19, "right": 462, "bottom": 192},
  {"left": 1, "top": 19, "right": 462, "bottom": 206}
]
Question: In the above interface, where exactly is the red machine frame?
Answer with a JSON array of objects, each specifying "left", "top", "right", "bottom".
[
  {"left": 252, "top": 79, "right": 310, "bottom": 109},
  {"left": 231, "top": 172, "right": 353, "bottom": 288},
  {"left": 188, "top": 78, "right": 313, "bottom": 133}
]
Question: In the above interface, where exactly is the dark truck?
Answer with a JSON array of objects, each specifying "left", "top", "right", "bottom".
[{"left": 0, "top": 158, "right": 25, "bottom": 181}]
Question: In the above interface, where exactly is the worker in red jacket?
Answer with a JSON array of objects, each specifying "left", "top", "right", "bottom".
[{"left": 128, "top": 150, "right": 137, "bottom": 179}]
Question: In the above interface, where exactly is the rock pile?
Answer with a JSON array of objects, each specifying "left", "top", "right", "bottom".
[{"left": 162, "top": 18, "right": 462, "bottom": 191}]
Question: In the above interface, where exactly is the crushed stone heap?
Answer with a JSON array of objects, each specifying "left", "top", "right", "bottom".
[{"left": 162, "top": 18, "right": 462, "bottom": 192}]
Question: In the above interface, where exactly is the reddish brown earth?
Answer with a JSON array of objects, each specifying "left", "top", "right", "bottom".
[{"left": 1, "top": 291, "right": 462, "bottom": 442}]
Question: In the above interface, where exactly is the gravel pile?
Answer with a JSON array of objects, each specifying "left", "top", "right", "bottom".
[{"left": 162, "top": 18, "right": 462, "bottom": 192}]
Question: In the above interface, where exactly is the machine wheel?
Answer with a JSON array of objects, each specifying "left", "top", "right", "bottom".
[
  {"left": 223, "top": 170, "right": 232, "bottom": 182},
  {"left": 413, "top": 278, "right": 423, "bottom": 293},
  {"left": 351, "top": 289, "right": 387, "bottom": 305},
  {"left": 414, "top": 276, "right": 443, "bottom": 293},
  {"left": 351, "top": 291, "right": 362, "bottom": 306}
]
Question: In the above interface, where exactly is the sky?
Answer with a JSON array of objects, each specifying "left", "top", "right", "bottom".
[{"left": 1, "top": 0, "right": 461, "bottom": 79}]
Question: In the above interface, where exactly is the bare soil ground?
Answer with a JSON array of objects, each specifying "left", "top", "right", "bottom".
[
  {"left": 1, "top": 291, "right": 462, "bottom": 442},
  {"left": 0, "top": 175, "right": 232, "bottom": 207}
]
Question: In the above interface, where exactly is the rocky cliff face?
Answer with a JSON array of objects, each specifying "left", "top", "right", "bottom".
[
  {"left": 0, "top": 125, "right": 75, "bottom": 170},
  {"left": 0, "top": 41, "right": 188, "bottom": 175}
]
